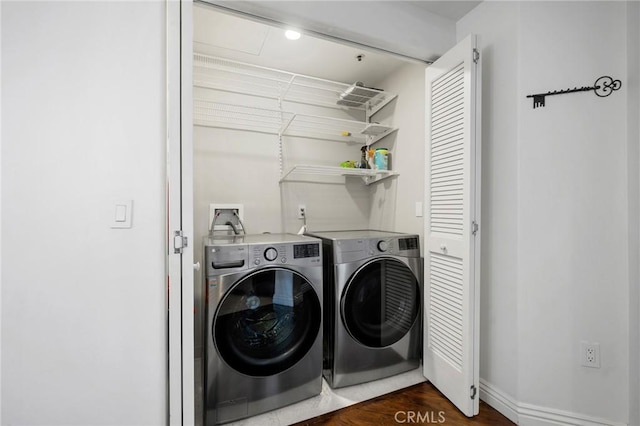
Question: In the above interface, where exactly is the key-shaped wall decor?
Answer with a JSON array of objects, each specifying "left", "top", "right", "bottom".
[{"left": 526, "top": 76, "right": 622, "bottom": 109}]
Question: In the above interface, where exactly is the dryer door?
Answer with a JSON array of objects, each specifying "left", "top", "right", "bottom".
[
  {"left": 213, "top": 267, "right": 321, "bottom": 377},
  {"left": 341, "top": 258, "right": 420, "bottom": 348}
]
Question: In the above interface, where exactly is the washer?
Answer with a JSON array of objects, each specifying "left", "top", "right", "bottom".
[
  {"left": 203, "top": 234, "right": 323, "bottom": 425},
  {"left": 305, "top": 230, "right": 422, "bottom": 389}
]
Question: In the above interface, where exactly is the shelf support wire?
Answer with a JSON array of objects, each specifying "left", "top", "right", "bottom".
[
  {"left": 279, "top": 113, "right": 297, "bottom": 136},
  {"left": 280, "top": 75, "right": 297, "bottom": 107}
]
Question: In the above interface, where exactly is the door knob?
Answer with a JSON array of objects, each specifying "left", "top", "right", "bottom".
[
  {"left": 440, "top": 244, "right": 447, "bottom": 252},
  {"left": 193, "top": 262, "right": 201, "bottom": 271}
]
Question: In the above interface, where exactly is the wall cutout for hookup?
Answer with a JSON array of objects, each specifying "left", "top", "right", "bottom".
[{"left": 526, "top": 76, "right": 622, "bottom": 109}]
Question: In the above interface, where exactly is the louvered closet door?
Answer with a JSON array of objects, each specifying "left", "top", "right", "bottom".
[{"left": 423, "top": 34, "right": 481, "bottom": 417}]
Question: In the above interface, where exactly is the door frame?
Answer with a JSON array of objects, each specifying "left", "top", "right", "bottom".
[
  {"left": 167, "top": 0, "right": 195, "bottom": 425},
  {"left": 168, "top": 2, "right": 469, "bottom": 424}
]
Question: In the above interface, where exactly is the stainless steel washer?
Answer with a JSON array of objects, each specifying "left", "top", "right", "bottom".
[
  {"left": 203, "top": 234, "right": 323, "bottom": 425},
  {"left": 305, "top": 230, "right": 422, "bottom": 389}
]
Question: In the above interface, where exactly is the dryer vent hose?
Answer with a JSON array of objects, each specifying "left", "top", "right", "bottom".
[{"left": 209, "top": 211, "right": 247, "bottom": 236}]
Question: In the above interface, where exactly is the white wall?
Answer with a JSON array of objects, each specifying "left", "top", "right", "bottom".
[
  {"left": 193, "top": 89, "right": 370, "bottom": 237},
  {"left": 458, "top": 2, "right": 637, "bottom": 424},
  {"left": 627, "top": 2, "right": 640, "bottom": 424},
  {"left": 0, "top": 2, "right": 4, "bottom": 421},
  {"left": 1, "top": 2, "right": 167, "bottom": 425},
  {"left": 517, "top": 3, "right": 629, "bottom": 423},
  {"left": 368, "top": 62, "right": 426, "bottom": 242}
]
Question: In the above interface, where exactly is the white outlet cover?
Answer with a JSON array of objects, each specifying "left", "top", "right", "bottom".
[{"left": 580, "top": 341, "right": 601, "bottom": 368}]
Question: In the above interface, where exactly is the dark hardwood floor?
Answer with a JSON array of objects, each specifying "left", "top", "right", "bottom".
[{"left": 292, "top": 381, "right": 515, "bottom": 425}]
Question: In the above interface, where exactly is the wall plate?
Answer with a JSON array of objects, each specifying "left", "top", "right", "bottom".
[{"left": 111, "top": 199, "right": 133, "bottom": 229}]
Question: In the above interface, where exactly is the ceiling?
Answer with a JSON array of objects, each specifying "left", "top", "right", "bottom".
[
  {"left": 193, "top": 1, "right": 481, "bottom": 86},
  {"left": 194, "top": 4, "right": 410, "bottom": 86},
  {"left": 410, "top": 1, "right": 482, "bottom": 21}
]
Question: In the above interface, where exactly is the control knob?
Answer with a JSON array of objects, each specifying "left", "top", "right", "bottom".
[
  {"left": 264, "top": 247, "right": 278, "bottom": 261},
  {"left": 377, "top": 240, "right": 388, "bottom": 252}
]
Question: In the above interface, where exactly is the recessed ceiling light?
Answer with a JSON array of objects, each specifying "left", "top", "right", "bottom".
[{"left": 285, "top": 29, "right": 301, "bottom": 41}]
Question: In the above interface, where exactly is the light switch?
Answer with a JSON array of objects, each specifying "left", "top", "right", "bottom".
[
  {"left": 415, "top": 202, "right": 423, "bottom": 217},
  {"left": 111, "top": 200, "right": 133, "bottom": 229},
  {"left": 115, "top": 204, "right": 127, "bottom": 222}
]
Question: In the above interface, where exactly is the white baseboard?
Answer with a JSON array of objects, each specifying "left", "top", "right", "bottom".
[
  {"left": 519, "top": 403, "right": 628, "bottom": 426},
  {"left": 479, "top": 379, "right": 628, "bottom": 426},
  {"left": 479, "top": 378, "right": 519, "bottom": 424}
]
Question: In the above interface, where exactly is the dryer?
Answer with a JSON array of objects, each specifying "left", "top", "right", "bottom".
[
  {"left": 305, "top": 230, "right": 422, "bottom": 389},
  {"left": 203, "top": 234, "right": 323, "bottom": 425}
]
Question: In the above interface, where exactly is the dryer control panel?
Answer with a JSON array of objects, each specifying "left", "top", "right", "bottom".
[
  {"left": 333, "top": 235, "right": 421, "bottom": 263},
  {"left": 370, "top": 236, "right": 419, "bottom": 255}
]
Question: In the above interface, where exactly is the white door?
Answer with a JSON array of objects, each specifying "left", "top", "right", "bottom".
[{"left": 423, "top": 34, "right": 481, "bottom": 417}]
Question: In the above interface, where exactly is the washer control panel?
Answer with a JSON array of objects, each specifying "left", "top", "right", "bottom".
[
  {"left": 264, "top": 247, "right": 278, "bottom": 261},
  {"left": 206, "top": 245, "right": 248, "bottom": 275},
  {"left": 249, "top": 242, "right": 321, "bottom": 267}
]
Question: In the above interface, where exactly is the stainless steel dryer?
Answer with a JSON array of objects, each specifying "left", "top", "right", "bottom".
[
  {"left": 203, "top": 234, "right": 323, "bottom": 425},
  {"left": 305, "top": 230, "right": 422, "bottom": 389}
]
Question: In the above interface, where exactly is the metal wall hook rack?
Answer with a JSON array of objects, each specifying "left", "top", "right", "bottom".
[{"left": 526, "top": 75, "right": 622, "bottom": 109}]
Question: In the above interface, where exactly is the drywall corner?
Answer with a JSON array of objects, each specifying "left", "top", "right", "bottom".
[{"left": 627, "top": 1, "right": 640, "bottom": 424}]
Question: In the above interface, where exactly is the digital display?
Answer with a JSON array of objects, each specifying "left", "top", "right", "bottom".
[
  {"left": 399, "top": 237, "right": 418, "bottom": 251},
  {"left": 294, "top": 243, "right": 320, "bottom": 259}
]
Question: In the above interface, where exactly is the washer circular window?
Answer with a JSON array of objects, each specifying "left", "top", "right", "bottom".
[
  {"left": 214, "top": 268, "right": 321, "bottom": 376},
  {"left": 341, "top": 258, "right": 420, "bottom": 348}
]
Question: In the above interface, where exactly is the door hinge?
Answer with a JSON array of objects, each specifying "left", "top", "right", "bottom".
[
  {"left": 470, "top": 384, "right": 477, "bottom": 400},
  {"left": 473, "top": 48, "right": 480, "bottom": 64},
  {"left": 173, "top": 230, "right": 188, "bottom": 254},
  {"left": 472, "top": 221, "right": 479, "bottom": 236}
]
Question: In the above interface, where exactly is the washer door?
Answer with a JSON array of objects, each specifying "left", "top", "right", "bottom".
[
  {"left": 341, "top": 258, "right": 420, "bottom": 348},
  {"left": 213, "top": 267, "right": 321, "bottom": 377}
]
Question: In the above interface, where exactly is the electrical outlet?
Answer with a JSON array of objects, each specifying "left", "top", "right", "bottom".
[
  {"left": 580, "top": 341, "right": 600, "bottom": 368},
  {"left": 298, "top": 204, "right": 306, "bottom": 219},
  {"left": 209, "top": 204, "right": 244, "bottom": 231}
]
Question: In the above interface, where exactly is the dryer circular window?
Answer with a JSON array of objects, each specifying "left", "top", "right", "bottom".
[
  {"left": 341, "top": 257, "right": 420, "bottom": 348},
  {"left": 213, "top": 267, "right": 321, "bottom": 377}
]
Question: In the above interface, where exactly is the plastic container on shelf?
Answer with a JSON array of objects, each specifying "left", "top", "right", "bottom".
[{"left": 374, "top": 148, "right": 389, "bottom": 170}]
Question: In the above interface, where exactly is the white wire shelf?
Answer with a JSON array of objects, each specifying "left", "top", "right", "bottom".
[
  {"left": 194, "top": 100, "right": 397, "bottom": 143},
  {"left": 193, "top": 53, "right": 397, "bottom": 115},
  {"left": 279, "top": 165, "right": 398, "bottom": 185}
]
